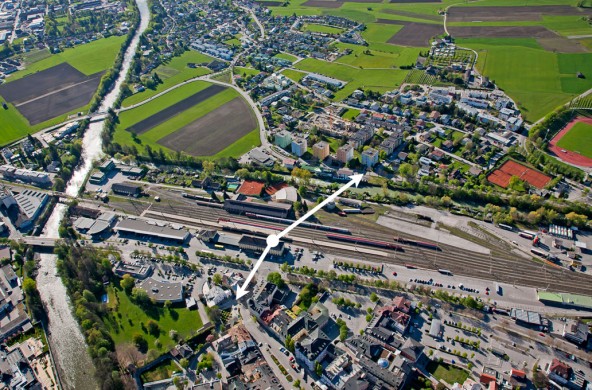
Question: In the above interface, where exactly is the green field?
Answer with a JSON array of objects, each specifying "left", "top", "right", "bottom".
[
  {"left": 122, "top": 51, "right": 213, "bottom": 107},
  {"left": 341, "top": 108, "right": 360, "bottom": 120},
  {"left": 0, "top": 36, "right": 127, "bottom": 146},
  {"left": 294, "top": 58, "right": 408, "bottom": 100},
  {"left": 105, "top": 286, "right": 202, "bottom": 351},
  {"left": 302, "top": 23, "right": 344, "bottom": 34},
  {"left": 115, "top": 81, "right": 260, "bottom": 158},
  {"left": 426, "top": 361, "right": 470, "bottom": 384},
  {"left": 274, "top": 52, "right": 299, "bottom": 62},
  {"left": 556, "top": 121, "right": 592, "bottom": 158},
  {"left": 235, "top": 66, "right": 261, "bottom": 77},
  {"left": 141, "top": 359, "right": 181, "bottom": 383},
  {"left": 281, "top": 68, "right": 307, "bottom": 82},
  {"left": 465, "top": 42, "right": 592, "bottom": 122},
  {"left": 10, "top": 36, "right": 126, "bottom": 79}
]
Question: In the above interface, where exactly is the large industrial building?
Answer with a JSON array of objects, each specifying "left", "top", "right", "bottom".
[{"left": 114, "top": 219, "right": 190, "bottom": 243}]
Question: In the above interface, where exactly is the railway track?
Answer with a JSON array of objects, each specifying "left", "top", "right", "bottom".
[{"left": 144, "top": 202, "right": 592, "bottom": 296}]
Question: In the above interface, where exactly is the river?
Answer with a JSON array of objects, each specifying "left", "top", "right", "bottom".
[{"left": 36, "top": 1, "right": 150, "bottom": 388}]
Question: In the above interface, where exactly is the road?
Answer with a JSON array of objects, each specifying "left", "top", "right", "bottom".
[{"left": 239, "top": 304, "right": 312, "bottom": 388}]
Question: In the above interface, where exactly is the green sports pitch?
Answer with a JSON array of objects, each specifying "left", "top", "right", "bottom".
[{"left": 556, "top": 120, "right": 592, "bottom": 159}]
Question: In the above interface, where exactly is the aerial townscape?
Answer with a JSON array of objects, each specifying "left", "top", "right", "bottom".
[{"left": 1, "top": 0, "right": 592, "bottom": 389}]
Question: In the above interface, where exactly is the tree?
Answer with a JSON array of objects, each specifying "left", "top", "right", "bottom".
[
  {"left": 315, "top": 361, "right": 323, "bottom": 376},
  {"left": 120, "top": 274, "right": 135, "bottom": 292},
  {"left": 285, "top": 335, "right": 295, "bottom": 353},
  {"left": 133, "top": 333, "right": 147, "bottom": 351},
  {"left": 267, "top": 272, "right": 285, "bottom": 288},
  {"left": 399, "top": 163, "right": 417, "bottom": 180},
  {"left": 131, "top": 287, "right": 151, "bottom": 307},
  {"left": 180, "top": 358, "right": 189, "bottom": 368},
  {"left": 294, "top": 379, "right": 301, "bottom": 389},
  {"left": 147, "top": 320, "right": 160, "bottom": 336},
  {"left": 565, "top": 212, "right": 588, "bottom": 227},
  {"left": 370, "top": 292, "right": 379, "bottom": 303},
  {"left": 164, "top": 300, "right": 172, "bottom": 309},
  {"left": 22, "top": 278, "right": 36, "bottom": 295},
  {"left": 212, "top": 273, "right": 223, "bottom": 285}
]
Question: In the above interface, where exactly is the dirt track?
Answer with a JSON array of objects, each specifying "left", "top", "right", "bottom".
[
  {"left": 157, "top": 96, "right": 257, "bottom": 156},
  {"left": 448, "top": 5, "right": 592, "bottom": 22},
  {"left": 127, "top": 84, "right": 226, "bottom": 135}
]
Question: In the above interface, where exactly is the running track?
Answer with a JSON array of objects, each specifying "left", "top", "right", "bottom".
[{"left": 549, "top": 117, "right": 592, "bottom": 168}]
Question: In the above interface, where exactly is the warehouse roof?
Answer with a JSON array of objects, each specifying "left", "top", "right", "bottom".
[{"left": 538, "top": 291, "right": 592, "bottom": 310}]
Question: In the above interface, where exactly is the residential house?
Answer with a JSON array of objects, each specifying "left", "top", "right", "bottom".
[
  {"left": 291, "top": 138, "right": 307, "bottom": 157},
  {"left": 336, "top": 144, "right": 354, "bottom": 164},
  {"left": 361, "top": 148, "right": 379, "bottom": 168},
  {"left": 312, "top": 141, "right": 330, "bottom": 161}
]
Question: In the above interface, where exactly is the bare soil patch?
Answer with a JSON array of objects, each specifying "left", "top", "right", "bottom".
[
  {"left": 302, "top": 0, "right": 343, "bottom": 8},
  {"left": 448, "top": 5, "right": 592, "bottom": 22},
  {"left": 127, "top": 84, "right": 226, "bottom": 135},
  {"left": 157, "top": 97, "right": 257, "bottom": 156},
  {"left": 16, "top": 74, "right": 102, "bottom": 125},
  {"left": 537, "top": 37, "right": 589, "bottom": 53},
  {"left": 448, "top": 25, "right": 557, "bottom": 39},
  {"left": 0, "top": 63, "right": 103, "bottom": 125},
  {"left": 0, "top": 63, "right": 89, "bottom": 104},
  {"left": 382, "top": 21, "right": 442, "bottom": 46}
]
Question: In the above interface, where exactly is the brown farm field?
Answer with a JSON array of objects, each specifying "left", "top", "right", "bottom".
[
  {"left": 0, "top": 63, "right": 102, "bottom": 125},
  {"left": 382, "top": 21, "right": 442, "bottom": 46},
  {"left": 447, "top": 5, "right": 592, "bottom": 22},
  {"left": 127, "top": 84, "right": 226, "bottom": 135},
  {"left": 157, "top": 96, "right": 258, "bottom": 157}
]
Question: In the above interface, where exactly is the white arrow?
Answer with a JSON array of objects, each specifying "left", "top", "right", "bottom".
[{"left": 236, "top": 174, "right": 363, "bottom": 299}]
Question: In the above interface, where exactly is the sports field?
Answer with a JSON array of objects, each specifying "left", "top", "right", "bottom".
[
  {"left": 487, "top": 160, "right": 551, "bottom": 189},
  {"left": 114, "top": 81, "right": 259, "bottom": 158},
  {"left": 549, "top": 117, "right": 592, "bottom": 167}
]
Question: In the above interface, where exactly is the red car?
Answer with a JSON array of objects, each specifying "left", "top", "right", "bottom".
[
  {"left": 539, "top": 332, "right": 545, "bottom": 337},
  {"left": 392, "top": 272, "right": 398, "bottom": 277}
]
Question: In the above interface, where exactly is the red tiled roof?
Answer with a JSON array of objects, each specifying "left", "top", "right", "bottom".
[
  {"left": 480, "top": 373, "right": 497, "bottom": 384},
  {"left": 238, "top": 180, "right": 266, "bottom": 197},
  {"left": 511, "top": 369, "right": 526, "bottom": 378},
  {"left": 265, "top": 182, "right": 287, "bottom": 196},
  {"left": 550, "top": 358, "right": 571, "bottom": 378}
]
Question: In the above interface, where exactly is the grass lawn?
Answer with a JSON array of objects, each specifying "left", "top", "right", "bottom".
[
  {"left": 341, "top": 108, "right": 360, "bottom": 121},
  {"left": 556, "top": 121, "right": 592, "bottom": 159},
  {"left": 140, "top": 359, "right": 182, "bottom": 383},
  {"left": 235, "top": 66, "right": 261, "bottom": 77},
  {"left": 294, "top": 58, "right": 408, "bottom": 100},
  {"left": 122, "top": 51, "right": 213, "bottom": 107},
  {"left": 274, "top": 52, "right": 298, "bottom": 62},
  {"left": 334, "top": 42, "right": 420, "bottom": 69},
  {"left": 302, "top": 23, "right": 344, "bottom": 34},
  {"left": 115, "top": 81, "right": 259, "bottom": 159},
  {"left": 426, "top": 361, "right": 470, "bottom": 384},
  {"left": 281, "top": 68, "right": 307, "bottom": 82},
  {"left": 9, "top": 36, "right": 126, "bottom": 80},
  {"left": 105, "top": 286, "right": 202, "bottom": 352}
]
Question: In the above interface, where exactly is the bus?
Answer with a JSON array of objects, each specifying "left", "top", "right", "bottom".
[
  {"left": 438, "top": 269, "right": 453, "bottom": 276},
  {"left": 498, "top": 223, "right": 514, "bottom": 231},
  {"left": 214, "top": 244, "right": 224, "bottom": 249},
  {"left": 531, "top": 248, "right": 549, "bottom": 259}
]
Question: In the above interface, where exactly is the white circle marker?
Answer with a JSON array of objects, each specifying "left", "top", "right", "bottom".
[{"left": 267, "top": 234, "right": 280, "bottom": 248}]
